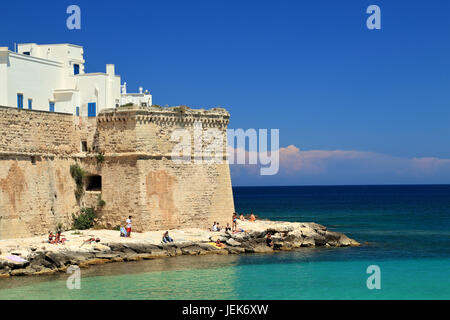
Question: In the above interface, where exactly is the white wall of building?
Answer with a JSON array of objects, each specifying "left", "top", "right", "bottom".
[
  {"left": 0, "top": 48, "right": 8, "bottom": 106},
  {"left": 6, "top": 52, "right": 63, "bottom": 111},
  {"left": 18, "top": 43, "right": 85, "bottom": 80},
  {"left": 120, "top": 83, "right": 152, "bottom": 107},
  {"left": 0, "top": 43, "right": 122, "bottom": 115}
]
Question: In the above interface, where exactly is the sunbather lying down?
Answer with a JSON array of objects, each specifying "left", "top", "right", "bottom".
[{"left": 80, "top": 237, "right": 100, "bottom": 246}]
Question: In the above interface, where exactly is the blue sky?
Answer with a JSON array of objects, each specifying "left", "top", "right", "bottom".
[{"left": 2, "top": 0, "right": 450, "bottom": 185}]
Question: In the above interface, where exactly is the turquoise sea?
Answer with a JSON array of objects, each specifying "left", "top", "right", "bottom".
[{"left": 0, "top": 185, "right": 449, "bottom": 299}]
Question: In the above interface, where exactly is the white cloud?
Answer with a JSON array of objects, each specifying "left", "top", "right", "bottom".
[{"left": 229, "top": 145, "right": 450, "bottom": 185}]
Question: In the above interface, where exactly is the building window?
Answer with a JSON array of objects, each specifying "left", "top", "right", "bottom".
[
  {"left": 74, "top": 64, "right": 80, "bottom": 75},
  {"left": 76, "top": 106, "right": 80, "bottom": 116},
  {"left": 31, "top": 156, "right": 36, "bottom": 165},
  {"left": 49, "top": 102, "right": 55, "bottom": 112},
  {"left": 81, "top": 141, "right": 88, "bottom": 152},
  {"left": 17, "top": 94, "right": 23, "bottom": 109},
  {"left": 23, "top": 52, "right": 30, "bottom": 56},
  {"left": 85, "top": 175, "right": 102, "bottom": 191},
  {"left": 28, "top": 99, "right": 32, "bottom": 110},
  {"left": 88, "top": 102, "right": 96, "bottom": 117}
]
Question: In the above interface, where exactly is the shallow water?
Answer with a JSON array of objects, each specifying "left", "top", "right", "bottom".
[{"left": 1, "top": 185, "right": 449, "bottom": 299}]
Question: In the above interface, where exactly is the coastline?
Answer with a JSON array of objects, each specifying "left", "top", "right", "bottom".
[{"left": 0, "top": 220, "right": 360, "bottom": 278}]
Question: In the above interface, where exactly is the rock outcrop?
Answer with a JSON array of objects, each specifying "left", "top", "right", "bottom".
[{"left": 0, "top": 220, "right": 359, "bottom": 277}]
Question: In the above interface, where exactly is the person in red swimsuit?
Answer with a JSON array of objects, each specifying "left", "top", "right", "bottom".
[{"left": 126, "top": 216, "right": 132, "bottom": 237}]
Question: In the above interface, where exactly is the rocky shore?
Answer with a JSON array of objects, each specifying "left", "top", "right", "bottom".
[{"left": 0, "top": 220, "right": 359, "bottom": 277}]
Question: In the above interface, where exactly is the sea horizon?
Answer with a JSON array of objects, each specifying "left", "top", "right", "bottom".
[{"left": 233, "top": 183, "right": 450, "bottom": 187}]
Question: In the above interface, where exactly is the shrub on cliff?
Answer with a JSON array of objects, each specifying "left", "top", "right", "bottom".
[
  {"left": 72, "top": 207, "right": 96, "bottom": 230},
  {"left": 174, "top": 105, "right": 189, "bottom": 113},
  {"left": 119, "top": 103, "right": 133, "bottom": 107},
  {"left": 70, "top": 164, "right": 86, "bottom": 201},
  {"left": 97, "top": 194, "right": 106, "bottom": 208},
  {"left": 95, "top": 153, "right": 105, "bottom": 165}
]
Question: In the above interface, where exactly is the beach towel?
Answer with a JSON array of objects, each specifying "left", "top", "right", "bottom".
[
  {"left": 120, "top": 226, "right": 128, "bottom": 237},
  {"left": 4, "top": 255, "right": 28, "bottom": 263},
  {"left": 208, "top": 242, "right": 224, "bottom": 249}
]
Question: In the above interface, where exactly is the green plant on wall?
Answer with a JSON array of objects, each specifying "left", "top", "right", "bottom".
[
  {"left": 72, "top": 207, "right": 96, "bottom": 230},
  {"left": 96, "top": 153, "right": 105, "bottom": 164},
  {"left": 119, "top": 103, "right": 133, "bottom": 107},
  {"left": 70, "top": 164, "right": 86, "bottom": 201},
  {"left": 97, "top": 194, "right": 106, "bottom": 208},
  {"left": 175, "top": 105, "right": 189, "bottom": 113}
]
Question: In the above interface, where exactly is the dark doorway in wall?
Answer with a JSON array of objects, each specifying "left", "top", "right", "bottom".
[
  {"left": 81, "top": 141, "right": 88, "bottom": 152},
  {"left": 85, "top": 175, "right": 102, "bottom": 191}
]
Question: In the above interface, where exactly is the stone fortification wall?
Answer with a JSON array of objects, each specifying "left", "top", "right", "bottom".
[
  {"left": 0, "top": 107, "right": 80, "bottom": 239},
  {"left": 0, "top": 105, "right": 235, "bottom": 239},
  {"left": 93, "top": 106, "right": 234, "bottom": 231}
]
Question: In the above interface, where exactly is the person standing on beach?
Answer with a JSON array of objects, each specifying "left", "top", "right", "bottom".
[
  {"left": 126, "top": 216, "right": 132, "bottom": 237},
  {"left": 232, "top": 213, "right": 238, "bottom": 232}
]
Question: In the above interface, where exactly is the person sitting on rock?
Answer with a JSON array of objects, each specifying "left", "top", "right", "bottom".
[
  {"left": 55, "top": 231, "right": 66, "bottom": 244},
  {"left": 47, "top": 231, "right": 54, "bottom": 243},
  {"left": 215, "top": 239, "right": 225, "bottom": 248},
  {"left": 213, "top": 222, "right": 221, "bottom": 232},
  {"left": 239, "top": 214, "right": 246, "bottom": 221},
  {"left": 249, "top": 213, "right": 256, "bottom": 222},
  {"left": 225, "top": 223, "right": 231, "bottom": 232},
  {"left": 54, "top": 231, "right": 61, "bottom": 244},
  {"left": 266, "top": 233, "right": 273, "bottom": 247},
  {"left": 162, "top": 231, "right": 173, "bottom": 243}
]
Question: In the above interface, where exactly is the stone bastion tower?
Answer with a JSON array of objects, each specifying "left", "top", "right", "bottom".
[{"left": 0, "top": 105, "right": 235, "bottom": 239}]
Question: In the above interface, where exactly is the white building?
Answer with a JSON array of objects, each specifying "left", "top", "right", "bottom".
[
  {"left": 120, "top": 83, "right": 152, "bottom": 107},
  {"left": 0, "top": 43, "right": 150, "bottom": 116}
]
